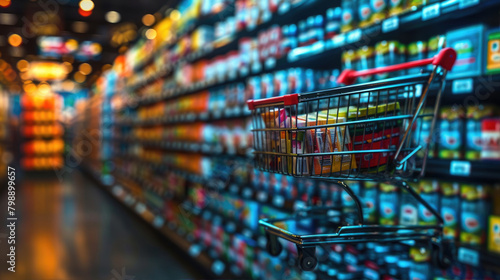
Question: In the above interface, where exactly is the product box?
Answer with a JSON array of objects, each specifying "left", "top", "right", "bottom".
[
  {"left": 446, "top": 24, "right": 485, "bottom": 79},
  {"left": 488, "top": 215, "right": 500, "bottom": 254},
  {"left": 486, "top": 28, "right": 500, "bottom": 74}
]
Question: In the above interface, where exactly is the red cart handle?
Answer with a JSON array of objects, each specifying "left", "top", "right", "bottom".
[
  {"left": 247, "top": 93, "right": 299, "bottom": 110},
  {"left": 338, "top": 47, "right": 457, "bottom": 85}
]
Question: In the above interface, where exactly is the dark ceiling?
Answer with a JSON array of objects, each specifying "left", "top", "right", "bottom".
[{"left": 0, "top": 0, "right": 177, "bottom": 88}]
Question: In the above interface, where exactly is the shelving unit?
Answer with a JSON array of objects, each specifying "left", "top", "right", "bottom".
[{"left": 70, "top": 0, "right": 500, "bottom": 279}]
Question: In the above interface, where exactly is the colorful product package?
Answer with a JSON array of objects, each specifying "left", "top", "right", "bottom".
[
  {"left": 440, "top": 182, "right": 460, "bottom": 239},
  {"left": 486, "top": 28, "right": 500, "bottom": 74},
  {"left": 341, "top": 0, "right": 357, "bottom": 33},
  {"left": 356, "top": 46, "right": 375, "bottom": 83},
  {"left": 460, "top": 184, "right": 490, "bottom": 246},
  {"left": 488, "top": 215, "right": 500, "bottom": 254},
  {"left": 379, "top": 183, "right": 399, "bottom": 225},
  {"left": 400, "top": 181, "right": 419, "bottom": 226},
  {"left": 375, "top": 41, "right": 406, "bottom": 79},
  {"left": 418, "top": 180, "right": 440, "bottom": 226},
  {"left": 466, "top": 105, "right": 496, "bottom": 160},
  {"left": 446, "top": 24, "right": 485, "bottom": 79},
  {"left": 438, "top": 106, "right": 464, "bottom": 159},
  {"left": 407, "top": 41, "right": 427, "bottom": 75}
]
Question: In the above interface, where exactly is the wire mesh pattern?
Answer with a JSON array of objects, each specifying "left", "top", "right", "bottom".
[{"left": 250, "top": 73, "right": 442, "bottom": 182}]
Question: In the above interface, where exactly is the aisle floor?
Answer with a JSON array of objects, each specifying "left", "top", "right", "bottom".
[{"left": 0, "top": 170, "right": 203, "bottom": 280}]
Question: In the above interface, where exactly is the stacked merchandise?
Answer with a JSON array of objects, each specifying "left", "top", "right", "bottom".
[
  {"left": 70, "top": 0, "right": 500, "bottom": 279},
  {"left": 0, "top": 88, "right": 8, "bottom": 174},
  {"left": 20, "top": 94, "right": 64, "bottom": 170}
]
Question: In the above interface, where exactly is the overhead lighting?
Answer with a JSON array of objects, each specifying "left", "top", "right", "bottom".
[
  {"left": 28, "top": 62, "right": 68, "bottom": 81},
  {"left": 170, "top": 10, "right": 181, "bottom": 21},
  {"left": 62, "top": 80, "right": 75, "bottom": 92},
  {"left": 8, "top": 34, "right": 22, "bottom": 47},
  {"left": 145, "top": 29, "right": 157, "bottom": 40},
  {"left": 0, "top": 13, "right": 17, "bottom": 25},
  {"left": 0, "top": 0, "right": 11, "bottom": 8},
  {"left": 105, "top": 11, "right": 120, "bottom": 23},
  {"left": 142, "top": 14, "right": 155, "bottom": 26},
  {"left": 38, "top": 82, "right": 52, "bottom": 95},
  {"left": 79, "top": 8, "right": 92, "bottom": 17},
  {"left": 72, "top": 21, "right": 89, "bottom": 33},
  {"left": 23, "top": 82, "right": 36, "bottom": 94},
  {"left": 63, "top": 61, "right": 73, "bottom": 73},
  {"left": 79, "top": 0, "right": 94, "bottom": 12},
  {"left": 16, "top": 60, "right": 29, "bottom": 72},
  {"left": 78, "top": 63, "right": 92, "bottom": 75},
  {"left": 74, "top": 71, "right": 86, "bottom": 83}
]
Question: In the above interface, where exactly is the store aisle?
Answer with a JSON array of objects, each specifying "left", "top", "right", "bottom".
[{"left": 0, "top": 171, "right": 202, "bottom": 280}]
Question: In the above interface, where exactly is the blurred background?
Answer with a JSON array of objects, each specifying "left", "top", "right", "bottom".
[{"left": 0, "top": 0, "right": 499, "bottom": 279}]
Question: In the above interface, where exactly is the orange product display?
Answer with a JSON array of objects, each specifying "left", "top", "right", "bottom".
[
  {"left": 21, "top": 156, "right": 63, "bottom": 169},
  {"left": 22, "top": 139, "right": 65, "bottom": 155},
  {"left": 23, "top": 124, "right": 64, "bottom": 137}
]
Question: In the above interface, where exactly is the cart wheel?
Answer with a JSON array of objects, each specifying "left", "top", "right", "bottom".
[
  {"left": 266, "top": 234, "right": 282, "bottom": 256},
  {"left": 299, "top": 255, "right": 318, "bottom": 271},
  {"left": 297, "top": 247, "right": 317, "bottom": 271},
  {"left": 432, "top": 242, "right": 452, "bottom": 270}
]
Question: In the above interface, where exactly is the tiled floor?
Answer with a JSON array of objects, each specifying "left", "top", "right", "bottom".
[{"left": 0, "top": 170, "right": 202, "bottom": 280}]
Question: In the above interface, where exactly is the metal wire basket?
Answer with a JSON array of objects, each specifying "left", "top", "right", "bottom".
[{"left": 247, "top": 48, "right": 457, "bottom": 271}]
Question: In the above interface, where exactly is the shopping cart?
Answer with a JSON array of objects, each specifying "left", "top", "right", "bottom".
[{"left": 247, "top": 48, "right": 457, "bottom": 271}]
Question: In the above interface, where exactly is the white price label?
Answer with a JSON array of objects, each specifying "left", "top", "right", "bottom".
[
  {"left": 346, "top": 29, "right": 362, "bottom": 43},
  {"left": 273, "top": 195, "right": 285, "bottom": 207},
  {"left": 153, "top": 216, "right": 164, "bottom": 228},
  {"left": 211, "top": 260, "right": 225, "bottom": 276},
  {"left": 459, "top": 0, "right": 479, "bottom": 9},
  {"left": 135, "top": 203, "right": 146, "bottom": 214},
  {"left": 452, "top": 78, "right": 473, "bottom": 94},
  {"left": 422, "top": 3, "right": 440, "bottom": 21},
  {"left": 189, "top": 244, "right": 201, "bottom": 257},
  {"left": 257, "top": 191, "right": 268, "bottom": 202},
  {"left": 242, "top": 188, "right": 253, "bottom": 198},
  {"left": 458, "top": 247, "right": 480, "bottom": 266},
  {"left": 450, "top": 160, "right": 471, "bottom": 176},
  {"left": 265, "top": 58, "right": 276, "bottom": 70},
  {"left": 112, "top": 185, "right": 124, "bottom": 197},
  {"left": 382, "top": 17, "right": 399, "bottom": 33},
  {"left": 332, "top": 34, "right": 345, "bottom": 48}
]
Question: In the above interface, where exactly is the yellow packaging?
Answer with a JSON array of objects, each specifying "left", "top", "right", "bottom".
[{"left": 488, "top": 215, "right": 500, "bottom": 254}]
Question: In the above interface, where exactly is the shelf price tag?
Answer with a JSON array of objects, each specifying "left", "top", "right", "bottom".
[
  {"left": 332, "top": 34, "right": 345, "bottom": 48},
  {"left": 452, "top": 78, "right": 473, "bottom": 94},
  {"left": 153, "top": 216, "right": 164, "bottom": 228},
  {"left": 458, "top": 247, "right": 480, "bottom": 266},
  {"left": 382, "top": 17, "right": 399, "bottom": 33},
  {"left": 422, "top": 3, "right": 440, "bottom": 21},
  {"left": 459, "top": 0, "right": 479, "bottom": 9},
  {"left": 346, "top": 29, "right": 362, "bottom": 44},
  {"left": 189, "top": 244, "right": 201, "bottom": 257},
  {"left": 273, "top": 195, "right": 285, "bottom": 207},
  {"left": 450, "top": 160, "right": 471, "bottom": 176},
  {"left": 135, "top": 202, "right": 146, "bottom": 215},
  {"left": 211, "top": 260, "right": 225, "bottom": 276}
]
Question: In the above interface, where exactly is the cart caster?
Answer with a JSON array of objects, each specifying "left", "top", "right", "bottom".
[
  {"left": 297, "top": 246, "right": 317, "bottom": 271},
  {"left": 432, "top": 241, "right": 453, "bottom": 270},
  {"left": 266, "top": 233, "right": 282, "bottom": 257}
]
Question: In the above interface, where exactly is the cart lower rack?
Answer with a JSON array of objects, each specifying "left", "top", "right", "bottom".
[{"left": 248, "top": 48, "right": 457, "bottom": 271}]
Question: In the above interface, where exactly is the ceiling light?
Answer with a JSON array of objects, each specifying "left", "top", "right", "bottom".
[
  {"left": 38, "top": 82, "right": 51, "bottom": 95},
  {"left": 23, "top": 82, "right": 36, "bottom": 94},
  {"left": 78, "top": 63, "right": 92, "bottom": 75},
  {"left": 79, "top": 8, "right": 92, "bottom": 17},
  {"left": 79, "top": 0, "right": 94, "bottom": 12},
  {"left": 145, "top": 29, "right": 157, "bottom": 40},
  {"left": 16, "top": 59, "right": 29, "bottom": 72},
  {"left": 142, "top": 14, "right": 155, "bottom": 26},
  {"left": 63, "top": 62, "right": 73, "bottom": 73},
  {"left": 72, "top": 21, "right": 88, "bottom": 33},
  {"left": 8, "top": 34, "right": 22, "bottom": 47},
  {"left": 105, "top": 11, "right": 120, "bottom": 23},
  {"left": 170, "top": 10, "right": 181, "bottom": 21},
  {"left": 0, "top": 13, "right": 17, "bottom": 25},
  {"left": 0, "top": 0, "right": 11, "bottom": 8},
  {"left": 74, "top": 71, "right": 86, "bottom": 83},
  {"left": 62, "top": 80, "right": 75, "bottom": 92}
]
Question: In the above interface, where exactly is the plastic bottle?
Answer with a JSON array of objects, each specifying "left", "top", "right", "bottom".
[
  {"left": 440, "top": 182, "right": 460, "bottom": 240},
  {"left": 399, "top": 182, "right": 419, "bottom": 226}
]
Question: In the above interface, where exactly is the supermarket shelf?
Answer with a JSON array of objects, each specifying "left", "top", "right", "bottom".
[
  {"left": 289, "top": 0, "right": 500, "bottom": 64},
  {"left": 115, "top": 105, "right": 250, "bottom": 125},
  {"left": 456, "top": 245, "right": 500, "bottom": 274},
  {"left": 112, "top": 138, "right": 251, "bottom": 158},
  {"left": 129, "top": 0, "right": 337, "bottom": 89},
  {"left": 81, "top": 164, "right": 238, "bottom": 279},
  {"left": 425, "top": 159, "right": 500, "bottom": 182}
]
